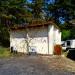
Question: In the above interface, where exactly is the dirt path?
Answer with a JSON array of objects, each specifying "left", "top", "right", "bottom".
[{"left": 0, "top": 55, "right": 75, "bottom": 75}]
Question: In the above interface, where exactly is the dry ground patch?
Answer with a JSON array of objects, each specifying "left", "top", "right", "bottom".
[{"left": 41, "top": 55, "right": 75, "bottom": 72}]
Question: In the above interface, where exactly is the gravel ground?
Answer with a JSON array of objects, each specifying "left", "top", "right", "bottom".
[{"left": 0, "top": 55, "right": 75, "bottom": 75}]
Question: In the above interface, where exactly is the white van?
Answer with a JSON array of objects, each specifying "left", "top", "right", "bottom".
[{"left": 62, "top": 39, "right": 75, "bottom": 50}]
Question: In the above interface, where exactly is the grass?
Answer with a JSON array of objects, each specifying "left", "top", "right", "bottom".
[
  {"left": 0, "top": 46, "right": 11, "bottom": 58},
  {"left": 0, "top": 46, "right": 26, "bottom": 58}
]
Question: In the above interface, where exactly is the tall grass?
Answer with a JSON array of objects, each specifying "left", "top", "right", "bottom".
[{"left": 0, "top": 46, "right": 11, "bottom": 57}]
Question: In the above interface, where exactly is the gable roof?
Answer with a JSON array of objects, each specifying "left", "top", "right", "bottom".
[{"left": 10, "top": 20, "right": 60, "bottom": 30}]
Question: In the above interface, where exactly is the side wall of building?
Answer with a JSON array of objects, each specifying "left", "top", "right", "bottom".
[
  {"left": 10, "top": 26, "right": 49, "bottom": 54},
  {"left": 54, "top": 28, "right": 61, "bottom": 45},
  {"left": 48, "top": 25, "right": 54, "bottom": 54},
  {"left": 48, "top": 25, "right": 61, "bottom": 54}
]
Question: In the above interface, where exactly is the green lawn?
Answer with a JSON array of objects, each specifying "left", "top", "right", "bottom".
[
  {"left": 0, "top": 47, "right": 26, "bottom": 58},
  {"left": 0, "top": 47, "right": 11, "bottom": 58}
]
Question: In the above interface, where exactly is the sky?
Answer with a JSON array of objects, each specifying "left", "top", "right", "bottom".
[
  {"left": 27, "top": 0, "right": 32, "bottom": 3},
  {"left": 27, "top": 0, "right": 55, "bottom": 4},
  {"left": 59, "top": 17, "right": 65, "bottom": 24}
]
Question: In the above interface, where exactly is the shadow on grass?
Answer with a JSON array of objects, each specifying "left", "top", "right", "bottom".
[{"left": 67, "top": 50, "right": 75, "bottom": 61}]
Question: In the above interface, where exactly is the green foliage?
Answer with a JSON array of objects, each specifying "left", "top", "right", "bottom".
[
  {"left": 0, "top": 0, "right": 32, "bottom": 26},
  {"left": 62, "top": 29, "right": 71, "bottom": 40},
  {"left": 70, "top": 27, "right": 75, "bottom": 39},
  {"left": 61, "top": 21, "right": 75, "bottom": 40},
  {"left": 0, "top": 0, "right": 29, "bottom": 47},
  {"left": 28, "top": 0, "right": 45, "bottom": 19},
  {"left": 48, "top": 0, "right": 75, "bottom": 23},
  {"left": 0, "top": 0, "right": 75, "bottom": 25},
  {"left": 0, "top": 24, "right": 10, "bottom": 47}
]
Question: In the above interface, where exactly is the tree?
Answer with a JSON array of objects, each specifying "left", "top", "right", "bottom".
[
  {"left": 62, "top": 29, "right": 71, "bottom": 40},
  {"left": 29, "top": 0, "right": 44, "bottom": 19},
  {"left": 0, "top": 0, "right": 32, "bottom": 47},
  {"left": 47, "top": 0, "right": 75, "bottom": 23},
  {"left": 0, "top": 0, "right": 34, "bottom": 26},
  {"left": 0, "top": 25, "right": 9, "bottom": 47},
  {"left": 70, "top": 27, "right": 75, "bottom": 39}
]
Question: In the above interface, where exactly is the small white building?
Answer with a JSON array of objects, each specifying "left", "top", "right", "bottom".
[{"left": 10, "top": 21, "right": 61, "bottom": 55}]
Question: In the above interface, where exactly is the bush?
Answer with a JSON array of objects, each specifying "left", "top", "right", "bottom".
[{"left": 54, "top": 44, "right": 62, "bottom": 55}]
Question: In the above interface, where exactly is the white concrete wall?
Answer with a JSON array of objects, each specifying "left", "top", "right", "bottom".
[
  {"left": 54, "top": 28, "right": 61, "bottom": 45},
  {"left": 58, "top": 31, "right": 61, "bottom": 44},
  {"left": 10, "top": 31, "right": 27, "bottom": 53},
  {"left": 48, "top": 25, "right": 54, "bottom": 54},
  {"left": 10, "top": 26, "right": 48, "bottom": 54},
  {"left": 48, "top": 25, "right": 61, "bottom": 55}
]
